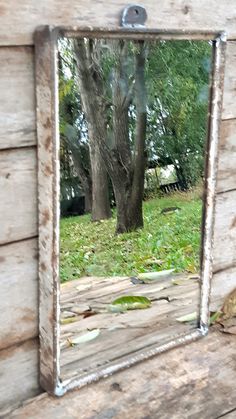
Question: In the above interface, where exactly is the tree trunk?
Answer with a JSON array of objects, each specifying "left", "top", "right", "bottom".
[
  {"left": 90, "top": 141, "right": 111, "bottom": 221},
  {"left": 84, "top": 188, "right": 92, "bottom": 213},
  {"left": 129, "top": 41, "right": 147, "bottom": 230},
  {"left": 74, "top": 39, "right": 111, "bottom": 220},
  {"left": 175, "top": 164, "right": 188, "bottom": 190},
  {"left": 74, "top": 39, "right": 147, "bottom": 232},
  {"left": 64, "top": 138, "right": 93, "bottom": 214}
]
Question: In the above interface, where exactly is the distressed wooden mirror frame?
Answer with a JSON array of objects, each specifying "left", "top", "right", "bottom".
[{"left": 35, "top": 25, "right": 226, "bottom": 396}]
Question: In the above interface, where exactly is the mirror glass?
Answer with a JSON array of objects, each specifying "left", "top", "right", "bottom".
[{"left": 58, "top": 37, "right": 212, "bottom": 381}]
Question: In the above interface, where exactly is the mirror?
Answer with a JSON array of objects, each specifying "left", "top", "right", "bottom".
[
  {"left": 35, "top": 27, "right": 226, "bottom": 394},
  {"left": 58, "top": 37, "right": 211, "bottom": 382}
]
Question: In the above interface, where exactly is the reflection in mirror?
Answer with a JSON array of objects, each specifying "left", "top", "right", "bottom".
[{"left": 58, "top": 38, "right": 212, "bottom": 381}]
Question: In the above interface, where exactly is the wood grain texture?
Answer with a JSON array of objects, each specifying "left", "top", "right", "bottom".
[
  {"left": 1, "top": 0, "right": 236, "bottom": 46},
  {"left": 211, "top": 266, "right": 236, "bottom": 311},
  {"left": 217, "top": 119, "right": 236, "bottom": 194},
  {"left": 222, "top": 42, "right": 236, "bottom": 120},
  {"left": 60, "top": 275, "right": 199, "bottom": 381},
  {"left": 0, "top": 238, "right": 38, "bottom": 350},
  {"left": 0, "top": 47, "right": 36, "bottom": 150},
  {"left": 0, "top": 147, "right": 37, "bottom": 245},
  {"left": 213, "top": 190, "right": 236, "bottom": 272},
  {"left": 35, "top": 26, "right": 60, "bottom": 394},
  {"left": 8, "top": 332, "right": 236, "bottom": 419},
  {"left": 0, "top": 339, "right": 40, "bottom": 416},
  {"left": 222, "top": 410, "right": 236, "bottom": 418}
]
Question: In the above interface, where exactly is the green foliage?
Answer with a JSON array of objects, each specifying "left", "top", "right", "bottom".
[
  {"left": 59, "top": 39, "right": 212, "bottom": 200},
  {"left": 60, "top": 190, "right": 202, "bottom": 282},
  {"left": 145, "top": 40, "right": 212, "bottom": 187}
]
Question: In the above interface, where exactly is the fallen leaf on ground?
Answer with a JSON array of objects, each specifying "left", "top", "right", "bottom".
[
  {"left": 209, "top": 311, "right": 223, "bottom": 325},
  {"left": 176, "top": 312, "right": 197, "bottom": 322},
  {"left": 186, "top": 264, "right": 196, "bottom": 273},
  {"left": 172, "top": 278, "right": 190, "bottom": 286},
  {"left": 137, "top": 269, "right": 175, "bottom": 283},
  {"left": 83, "top": 310, "right": 97, "bottom": 319},
  {"left": 60, "top": 340, "right": 71, "bottom": 350},
  {"left": 216, "top": 317, "right": 236, "bottom": 335},
  {"left": 68, "top": 329, "right": 100, "bottom": 346},
  {"left": 143, "top": 258, "right": 163, "bottom": 266},
  {"left": 60, "top": 310, "right": 77, "bottom": 319},
  {"left": 222, "top": 289, "right": 236, "bottom": 319},
  {"left": 60, "top": 317, "right": 79, "bottom": 325},
  {"left": 108, "top": 295, "right": 152, "bottom": 313},
  {"left": 70, "top": 304, "right": 91, "bottom": 314}
]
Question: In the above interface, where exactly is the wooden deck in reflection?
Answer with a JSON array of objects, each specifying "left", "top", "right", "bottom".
[{"left": 60, "top": 273, "right": 200, "bottom": 381}]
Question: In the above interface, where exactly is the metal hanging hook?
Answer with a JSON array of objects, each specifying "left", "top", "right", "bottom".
[{"left": 121, "top": 5, "right": 147, "bottom": 28}]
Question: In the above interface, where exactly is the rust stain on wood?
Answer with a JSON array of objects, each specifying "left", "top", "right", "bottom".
[
  {"left": 44, "top": 118, "right": 51, "bottom": 130},
  {"left": 21, "top": 308, "right": 36, "bottom": 324},
  {"left": 44, "top": 136, "right": 51, "bottom": 150},
  {"left": 44, "top": 165, "right": 53, "bottom": 176},
  {"left": 230, "top": 216, "right": 236, "bottom": 229},
  {"left": 40, "top": 262, "right": 47, "bottom": 271},
  {"left": 41, "top": 209, "right": 50, "bottom": 226}
]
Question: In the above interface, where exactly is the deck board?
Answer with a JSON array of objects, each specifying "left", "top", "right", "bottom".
[
  {"left": 60, "top": 274, "right": 200, "bottom": 381},
  {"left": 8, "top": 330, "right": 236, "bottom": 419}
]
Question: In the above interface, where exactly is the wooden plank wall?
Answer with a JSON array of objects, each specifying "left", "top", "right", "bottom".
[
  {"left": 211, "top": 41, "right": 236, "bottom": 310},
  {"left": 0, "top": 0, "right": 235, "bottom": 413},
  {"left": 0, "top": 46, "right": 40, "bottom": 413}
]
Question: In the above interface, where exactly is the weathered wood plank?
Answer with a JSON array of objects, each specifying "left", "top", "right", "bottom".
[
  {"left": 61, "top": 300, "right": 197, "bottom": 380},
  {"left": 59, "top": 275, "right": 198, "bottom": 380},
  {"left": 0, "top": 238, "right": 38, "bottom": 350},
  {"left": 211, "top": 267, "right": 236, "bottom": 312},
  {"left": 8, "top": 332, "right": 236, "bottom": 419},
  {"left": 1, "top": 0, "right": 236, "bottom": 46},
  {"left": 35, "top": 26, "right": 60, "bottom": 394},
  {"left": 0, "top": 47, "right": 36, "bottom": 150},
  {"left": 222, "top": 42, "right": 236, "bottom": 120},
  {"left": 0, "top": 339, "right": 40, "bottom": 416},
  {"left": 217, "top": 119, "right": 236, "bottom": 194},
  {"left": 222, "top": 409, "right": 236, "bottom": 418},
  {"left": 0, "top": 147, "right": 37, "bottom": 245},
  {"left": 213, "top": 190, "right": 236, "bottom": 272}
]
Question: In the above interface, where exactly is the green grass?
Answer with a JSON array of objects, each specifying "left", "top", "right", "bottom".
[{"left": 60, "top": 190, "right": 202, "bottom": 282}]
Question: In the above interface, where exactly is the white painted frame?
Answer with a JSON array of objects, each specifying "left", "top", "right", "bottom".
[{"left": 35, "top": 25, "right": 226, "bottom": 396}]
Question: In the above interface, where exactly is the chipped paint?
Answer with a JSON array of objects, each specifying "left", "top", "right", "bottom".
[
  {"left": 200, "top": 33, "right": 226, "bottom": 330},
  {"left": 35, "top": 26, "right": 227, "bottom": 396}
]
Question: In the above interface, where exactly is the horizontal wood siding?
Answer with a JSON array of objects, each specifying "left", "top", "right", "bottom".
[
  {"left": 0, "top": 339, "right": 40, "bottom": 415},
  {"left": 213, "top": 190, "right": 236, "bottom": 272},
  {"left": 0, "top": 38, "right": 40, "bottom": 412},
  {"left": 212, "top": 41, "right": 236, "bottom": 310},
  {"left": 0, "top": 2, "right": 235, "bottom": 411},
  {"left": 0, "top": 47, "right": 36, "bottom": 150},
  {"left": 210, "top": 267, "right": 236, "bottom": 311},
  {"left": 0, "top": 147, "right": 37, "bottom": 245},
  {"left": 216, "top": 119, "right": 236, "bottom": 194},
  {"left": 1, "top": 0, "right": 236, "bottom": 46},
  {"left": 222, "top": 42, "right": 236, "bottom": 120},
  {"left": 0, "top": 238, "right": 38, "bottom": 350},
  {"left": 0, "top": 37, "right": 40, "bottom": 416}
]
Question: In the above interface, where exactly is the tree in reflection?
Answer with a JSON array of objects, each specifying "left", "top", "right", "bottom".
[{"left": 59, "top": 39, "right": 211, "bottom": 233}]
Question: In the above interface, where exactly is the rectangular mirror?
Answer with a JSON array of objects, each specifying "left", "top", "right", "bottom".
[{"left": 35, "top": 27, "right": 226, "bottom": 395}]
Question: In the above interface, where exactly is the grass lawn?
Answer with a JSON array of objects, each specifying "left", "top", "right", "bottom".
[{"left": 60, "top": 190, "right": 202, "bottom": 282}]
